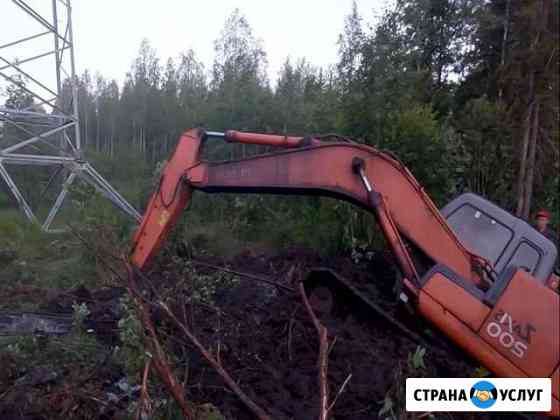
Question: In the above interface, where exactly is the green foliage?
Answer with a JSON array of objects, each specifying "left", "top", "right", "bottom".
[
  {"left": 377, "top": 395, "right": 396, "bottom": 419},
  {"left": 116, "top": 295, "right": 146, "bottom": 378},
  {"left": 472, "top": 366, "right": 491, "bottom": 378},
  {"left": 0, "top": 191, "right": 12, "bottom": 208},
  {"left": 209, "top": 9, "right": 270, "bottom": 131},
  {"left": 87, "top": 147, "right": 150, "bottom": 199},
  {"left": 0, "top": 173, "right": 135, "bottom": 303},
  {"left": 4, "top": 75, "right": 34, "bottom": 110},
  {"left": 384, "top": 103, "right": 453, "bottom": 205},
  {"left": 539, "top": 174, "right": 560, "bottom": 230},
  {"left": 0, "top": 210, "right": 92, "bottom": 295},
  {"left": 196, "top": 403, "right": 226, "bottom": 420},
  {"left": 454, "top": 97, "right": 515, "bottom": 208},
  {"left": 172, "top": 257, "right": 240, "bottom": 304},
  {"left": 181, "top": 193, "right": 370, "bottom": 257},
  {"left": 72, "top": 302, "right": 91, "bottom": 333},
  {"left": 0, "top": 209, "right": 23, "bottom": 240},
  {"left": 3, "top": 330, "right": 103, "bottom": 369},
  {"left": 408, "top": 346, "right": 427, "bottom": 370},
  {"left": 3, "top": 1, "right": 558, "bottom": 266},
  {"left": 379, "top": 346, "right": 431, "bottom": 419},
  {"left": 69, "top": 179, "right": 137, "bottom": 247}
]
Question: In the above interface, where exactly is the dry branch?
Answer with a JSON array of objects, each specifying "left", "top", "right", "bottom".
[
  {"left": 298, "top": 282, "right": 330, "bottom": 420},
  {"left": 191, "top": 259, "right": 295, "bottom": 293},
  {"left": 136, "top": 358, "right": 153, "bottom": 420},
  {"left": 158, "top": 300, "right": 274, "bottom": 420},
  {"left": 328, "top": 373, "right": 352, "bottom": 412},
  {"left": 127, "top": 265, "right": 194, "bottom": 420}
]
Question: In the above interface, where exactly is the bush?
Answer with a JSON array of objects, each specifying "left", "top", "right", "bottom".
[
  {"left": 383, "top": 103, "right": 453, "bottom": 206},
  {"left": 453, "top": 97, "right": 515, "bottom": 208}
]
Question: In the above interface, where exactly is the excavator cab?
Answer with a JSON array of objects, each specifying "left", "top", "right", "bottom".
[
  {"left": 417, "top": 193, "right": 559, "bottom": 414},
  {"left": 441, "top": 192, "right": 558, "bottom": 283}
]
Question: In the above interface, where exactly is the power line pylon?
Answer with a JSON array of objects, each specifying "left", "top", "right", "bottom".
[{"left": 0, "top": 0, "right": 141, "bottom": 232}]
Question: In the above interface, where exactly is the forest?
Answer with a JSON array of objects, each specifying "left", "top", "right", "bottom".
[
  {"left": 3, "top": 0, "right": 559, "bottom": 245},
  {"left": 0, "top": 1, "right": 559, "bottom": 419}
]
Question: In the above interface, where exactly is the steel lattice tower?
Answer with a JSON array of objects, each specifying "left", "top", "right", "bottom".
[{"left": 0, "top": 0, "right": 140, "bottom": 232}]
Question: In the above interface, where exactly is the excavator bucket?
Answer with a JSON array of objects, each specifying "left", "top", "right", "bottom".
[{"left": 303, "top": 268, "right": 424, "bottom": 345}]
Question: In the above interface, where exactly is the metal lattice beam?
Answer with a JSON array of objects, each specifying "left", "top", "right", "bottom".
[{"left": 0, "top": 0, "right": 141, "bottom": 231}]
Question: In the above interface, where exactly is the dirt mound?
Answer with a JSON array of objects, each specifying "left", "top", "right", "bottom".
[
  {"left": 196, "top": 290, "right": 412, "bottom": 419},
  {"left": 161, "top": 248, "right": 476, "bottom": 419}
]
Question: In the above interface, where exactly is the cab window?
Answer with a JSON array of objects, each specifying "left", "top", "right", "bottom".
[{"left": 446, "top": 204, "right": 513, "bottom": 266}]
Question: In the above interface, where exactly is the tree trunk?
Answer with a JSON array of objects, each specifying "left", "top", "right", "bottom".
[
  {"left": 110, "top": 119, "right": 115, "bottom": 158},
  {"left": 96, "top": 110, "right": 100, "bottom": 152},
  {"left": 132, "top": 120, "right": 137, "bottom": 151},
  {"left": 522, "top": 100, "right": 540, "bottom": 219},
  {"left": 516, "top": 102, "right": 533, "bottom": 216},
  {"left": 515, "top": 0, "right": 546, "bottom": 218},
  {"left": 84, "top": 111, "right": 89, "bottom": 149},
  {"left": 516, "top": 72, "right": 535, "bottom": 217},
  {"left": 498, "top": 0, "right": 512, "bottom": 102},
  {"left": 142, "top": 127, "right": 146, "bottom": 158}
]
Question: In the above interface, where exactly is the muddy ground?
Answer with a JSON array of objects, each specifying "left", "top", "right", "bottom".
[
  {"left": 181, "top": 248, "right": 478, "bottom": 419},
  {"left": 0, "top": 247, "right": 514, "bottom": 419}
]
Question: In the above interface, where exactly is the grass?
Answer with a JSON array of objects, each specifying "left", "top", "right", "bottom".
[
  {"left": 0, "top": 208, "right": 104, "bottom": 311},
  {"left": 0, "top": 166, "right": 376, "bottom": 312},
  {"left": 0, "top": 164, "right": 148, "bottom": 312},
  {"left": 181, "top": 220, "right": 273, "bottom": 258}
]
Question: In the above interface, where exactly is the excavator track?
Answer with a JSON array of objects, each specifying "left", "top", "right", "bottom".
[{"left": 303, "top": 268, "right": 426, "bottom": 346}]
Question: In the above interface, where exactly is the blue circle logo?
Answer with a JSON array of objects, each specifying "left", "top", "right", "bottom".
[{"left": 470, "top": 381, "right": 498, "bottom": 409}]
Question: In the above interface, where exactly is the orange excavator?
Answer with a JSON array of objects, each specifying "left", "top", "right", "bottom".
[{"left": 130, "top": 128, "right": 559, "bottom": 415}]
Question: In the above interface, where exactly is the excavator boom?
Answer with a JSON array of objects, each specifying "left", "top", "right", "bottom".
[{"left": 131, "top": 128, "right": 478, "bottom": 285}]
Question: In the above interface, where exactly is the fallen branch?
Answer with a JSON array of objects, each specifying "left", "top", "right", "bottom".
[
  {"left": 136, "top": 358, "right": 153, "bottom": 420},
  {"left": 298, "top": 282, "right": 330, "bottom": 420},
  {"left": 191, "top": 259, "right": 295, "bottom": 293},
  {"left": 127, "top": 265, "right": 194, "bottom": 420},
  {"left": 158, "top": 300, "right": 274, "bottom": 420},
  {"left": 327, "top": 373, "right": 352, "bottom": 412}
]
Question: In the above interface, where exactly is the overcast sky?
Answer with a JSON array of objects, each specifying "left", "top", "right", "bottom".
[{"left": 0, "top": 0, "right": 388, "bottom": 99}]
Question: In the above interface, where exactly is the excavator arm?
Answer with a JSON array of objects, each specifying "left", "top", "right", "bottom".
[{"left": 131, "top": 128, "right": 480, "bottom": 286}]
